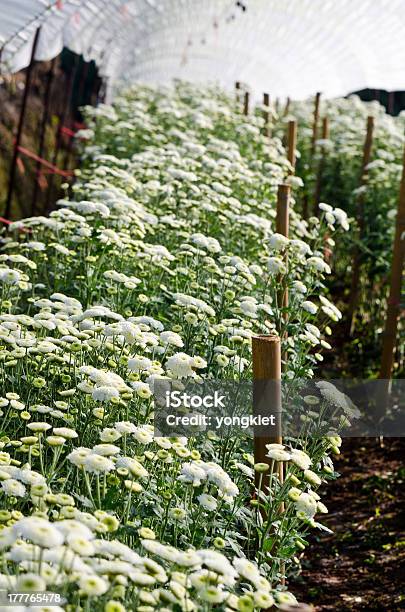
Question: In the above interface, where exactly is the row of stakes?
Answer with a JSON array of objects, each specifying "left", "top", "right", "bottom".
[{"left": 234, "top": 84, "right": 404, "bottom": 566}]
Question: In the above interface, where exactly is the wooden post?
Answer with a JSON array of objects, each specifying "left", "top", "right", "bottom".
[
  {"left": 4, "top": 27, "right": 41, "bottom": 218},
  {"left": 379, "top": 143, "right": 405, "bottom": 380},
  {"left": 347, "top": 115, "right": 375, "bottom": 334},
  {"left": 304, "top": 92, "right": 321, "bottom": 218},
  {"left": 287, "top": 120, "right": 297, "bottom": 174},
  {"left": 388, "top": 91, "right": 395, "bottom": 115},
  {"left": 243, "top": 91, "right": 249, "bottom": 116},
  {"left": 263, "top": 92, "right": 270, "bottom": 136},
  {"left": 31, "top": 57, "right": 56, "bottom": 215},
  {"left": 276, "top": 184, "right": 290, "bottom": 243},
  {"left": 276, "top": 184, "right": 290, "bottom": 360},
  {"left": 313, "top": 115, "right": 329, "bottom": 214},
  {"left": 252, "top": 335, "right": 282, "bottom": 475},
  {"left": 284, "top": 96, "right": 290, "bottom": 116},
  {"left": 310, "top": 92, "right": 321, "bottom": 157},
  {"left": 235, "top": 81, "right": 241, "bottom": 104}
]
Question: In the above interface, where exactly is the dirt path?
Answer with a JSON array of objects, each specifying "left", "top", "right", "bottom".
[{"left": 291, "top": 438, "right": 405, "bottom": 611}]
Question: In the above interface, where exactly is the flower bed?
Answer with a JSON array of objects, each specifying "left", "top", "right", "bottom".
[{"left": 0, "top": 83, "right": 351, "bottom": 610}]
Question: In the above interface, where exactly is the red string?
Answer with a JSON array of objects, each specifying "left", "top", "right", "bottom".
[
  {"left": 60, "top": 126, "right": 76, "bottom": 138},
  {"left": 16, "top": 145, "right": 73, "bottom": 177}
]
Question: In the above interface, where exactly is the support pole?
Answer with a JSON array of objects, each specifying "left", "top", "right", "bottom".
[
  {"left": 347, "top": 115, "right": 375, "bottom": 334},
  {"left": 303, "top": 93, "right": 322, "bottom": 219},
  {"left": 4, "top": 27, "right": 41, "bottom": 218},
  {"left": 287, "top": 120, "right": 297, "bottom": 174},
  {"left": 252, "top": 335, "right": 282, "bottom": 477},
  {"left": 284, "top": 96, "right": 290, "bottom": 116},
  {"left": 379, "top": 143, "right": 405, "bottom": 380},
  {"left": 313, "top": 115, "right": 329, "bottom": 214},
  {"left": 243, "top": 91, "right": 249, "bottom": 116},
  {"left": 263, "top": 92, "right": 270, "bottom": 137},
  {"left": 310, "top": 92, "right": 321, "bottom": 157},
  {"left": 31, "top": 57, "right": 56, "bottom": 215},
  {"left": 276, "top": 184, "right": 290, "bottom": 356},
  {"left": 276, "top": 185, "right": 290, "bottom": 244}
]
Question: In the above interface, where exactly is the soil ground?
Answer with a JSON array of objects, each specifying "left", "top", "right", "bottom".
[{"left": 291, "top": 438, "right": 405, "bottom": 611}]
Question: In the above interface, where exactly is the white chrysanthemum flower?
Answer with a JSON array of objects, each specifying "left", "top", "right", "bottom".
[
  {"left": 128, "top": 355, "right": 153, "bottom": 372},
  {"left": 267, "top": 233, "right": 289, "bottom": 251},
  {"left": 307, "top": 256, "right": 331, "bottom": 274},
  {"left": 302, "top": 300, "right": 318, "bottom": 314},
  {"left": 265, "top": 444, "right": 291, "bottom": 462},
  {"left": 92, "top": 385, "right": 120, "bottom": 402},
  {"left": 79, "top": 574, "right": 109, "bottom": 596},
  {"left": 166, "top": 352, "right": 195, "bottom": 378},
  {"left": 290, "top": 449, "right": 312, "bottom": 470},
  {"left": 295, "top": 491, "right": 317, "bottom": 518},
  {"left": 1, "top": 478, "right": 26, "bottom": 497},
  {"left": 267, "top": 256, "right": 286, "bottom": 275},
  {"left": 115, "top": 421, "right": 137, "bottom": 434},
  {"left": 83, "top": 454, "right": 115, "bottom": 474},
  {"left": 67, "top": 447, "right": 91, "bottom": 467},
  {"left": 160, "top": 330, "right": 184, "bottom": 347},
  {"left": 16, "top": 572, "right": 46, "bottom": 592},
  {"left": 15, "top": 517, "right": 64, "bottom": 547},
  {"left": 53, "top": 427, "right": 78, "bottom": 439},
  {"left": 116, "top": 456, "right": 148, "bottom": 478},
  {"left": 197, "top": 493, "right": 217, "bottom": 511}
]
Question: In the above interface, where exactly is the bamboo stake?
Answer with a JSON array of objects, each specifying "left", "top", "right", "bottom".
[
  {"left": 313, "top": 115, "right": 329, "bottom": 214},
  {"left": 347, "top": 115, "right": 375, "bottom": 335},
  {"left": 4, "top": 27, "right": 41, "bottom": 218},
  {"left": 287, "top": 120, "right": 297, "bottom": 174},
  {"left": 379, "top": 143, "right": 405, "bottom": 380},
  {"left": 243, "top": 91, "right": 249, "bottom": 116},
  {"left": 263, "top": 92, "right": 270, "bottom": 137}
]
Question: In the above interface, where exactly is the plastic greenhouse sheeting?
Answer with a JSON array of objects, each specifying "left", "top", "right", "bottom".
[{"left": 1, "top": 0, "right": 405, "bottom": 99}]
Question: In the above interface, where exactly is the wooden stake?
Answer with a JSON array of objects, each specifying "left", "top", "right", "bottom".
[
  {"left": 252, "top": 334, "right": 284, "bottom": 583},
  {"left": 347, "top": 115, "right": 375, "bottom": 334},
  {"left": 235, "top": 81, "right": 241, "bottom": 103},
  {"left": 313, "top": 115, "right": 329, "bottom": 214},
  {"left": 243, "top": 91, "right": 249, "bottom": 116},
  {"left": 276, "top": 184, "right": 290, "bottom": 243},
  {"left": 287, "top": 120, "right": 297, "bottom": 174},
  {"left": 263, "top": 92, "right": 270, "bottom": 137},
  {"left": 310, "top": 92, "right": 321, "bottom": 157},
  {"left": 4, "top": 27, "right": 41, "bottom": 218},
  {"left": 252, "top": 335, "right": 282, "bottom": 476},
  {"left": 284, "top": 96, "right": 291, "bottom": 116},
  {"left": 276, "top": 184, "right": 290, "bottom": 360},
  {"left": 379, "top": 143, "right": 405, "bottom": 379}
]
